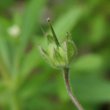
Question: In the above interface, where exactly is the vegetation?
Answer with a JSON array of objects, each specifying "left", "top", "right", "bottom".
[{"left": 0, "top": 0, "right": 110, "bottom": 110}]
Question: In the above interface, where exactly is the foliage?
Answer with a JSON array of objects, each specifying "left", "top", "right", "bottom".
[{"left": 0, "top": 0, "right": 110, "bottom": 110}]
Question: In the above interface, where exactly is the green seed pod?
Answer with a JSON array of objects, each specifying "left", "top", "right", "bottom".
[{"left": 40, "top": 18, "right": 77, "bottom": 69}]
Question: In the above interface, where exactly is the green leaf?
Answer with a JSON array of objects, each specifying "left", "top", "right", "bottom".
[
  {"left": 71, "top": 73, "right": 110, "bottom": 103},
  {"left": 19, "top": 69, "right": 51, "bottom": 100},
  {"left": 90, "top": 15, "right": 106, "bottom": 44},
  {"left": 13, "top": 0, "right": 47, "bottom": 81},
  {"left": 20, "top": 47, "right": 39, "bottom": 82},
  {"left": 0, "top": 24, "right": 11, "bottom": 74},
  {"left": 49, "top": 7, "right": 85, "bottom": 40},
  {"left": 73, "top": 54, "right": 103, "bottom": 72},
  {"left": 20, "top": 0, "right": 46, "bottom": 51}
]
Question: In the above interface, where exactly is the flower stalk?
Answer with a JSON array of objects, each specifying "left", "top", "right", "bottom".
[
  {"left": 63, "top": 67, "right": 84, "bottom": 110},
  {"left": 40, "top": 18, "right": 84, "bottom": 110}
]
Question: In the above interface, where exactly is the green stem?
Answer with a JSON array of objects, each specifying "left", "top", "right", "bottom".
[{"left": 63, "top": 67, "right": 84, "bottom": 110}]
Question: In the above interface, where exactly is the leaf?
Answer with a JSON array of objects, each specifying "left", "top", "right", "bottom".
[
  {"left": 12, "top": 0, "right": 47, "bottom": 81},
  {"left": 14, "top": 0, "right": 47, "bottom": 70},
  {"left": 48, "top": 7, "right": 85, "bottom": 40},
  {"left": 20, "top": 47, "right": 39, "bottom": 82},
  {"left": 90, "top": 15, "right": 106, "bottom": 44},
  {"left": 0, "top": 81, "right": 5, "bottom": 92},
  {"left": 0, "top": 24, "right": 11, "bottom": 73},
  {"left": 71, "top": 73, "right": 110, "bottom": 103},
  {"left": 19, "top": 69, "right": 51, "bottom": 100},
  {"left": 72, "top": 54, "right": 103, "bottom": 72},
  {"left": 0, "top": 0, "right": 14, "bottom": 10},
  {"left": 19, "top": 0, "right": 46, "bottom": 51}
]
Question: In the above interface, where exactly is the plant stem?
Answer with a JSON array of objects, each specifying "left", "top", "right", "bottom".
[{"left": 63, "top": 67, "right": 84, "bottom": 110}]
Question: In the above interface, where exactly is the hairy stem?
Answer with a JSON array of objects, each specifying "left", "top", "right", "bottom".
[{"left": 63, "top": 67, "right": 84, "bottom": 110}]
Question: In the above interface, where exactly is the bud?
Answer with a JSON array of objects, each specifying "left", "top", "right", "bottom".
[
  {"left": 7, "top": 25, "right": 20, "bottom": 37},
  {"left": 40, "top": 18, "right": 77, "bottom": 69}
]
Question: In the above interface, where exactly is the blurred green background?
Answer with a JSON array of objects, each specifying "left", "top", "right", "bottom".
[{"left": 0, "top": 0, "right": 110, "bottom": 110}]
